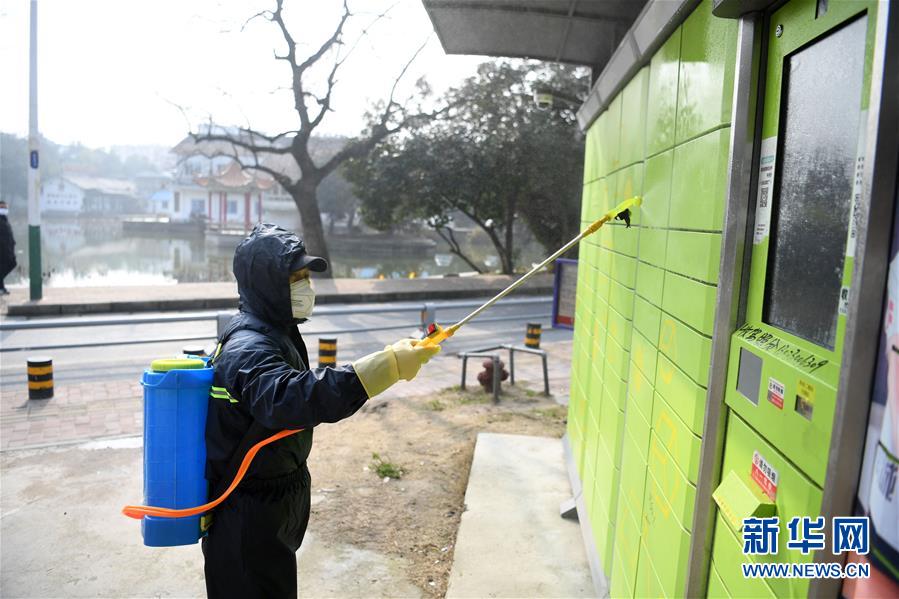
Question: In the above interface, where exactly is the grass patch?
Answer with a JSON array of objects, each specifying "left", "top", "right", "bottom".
[
  {"left": 531, "top": 406, "right": 568, "bottom": 423},
  {"left": 426, "top": 399, "right": 446, "bottom": 411},
  {"left": 458, "top": 391, "right": 492, "bottom": 405},
  {"left": 371, "top": 452, "right": 405, "bottom": 479}
]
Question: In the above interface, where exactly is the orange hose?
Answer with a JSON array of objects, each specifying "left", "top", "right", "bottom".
[{"left": 121, "top": 428, "right": 302, "bottom": 520}]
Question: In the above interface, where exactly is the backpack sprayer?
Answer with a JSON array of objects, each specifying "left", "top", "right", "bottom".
[{"left": 122, "top": 196, "right": 641, "bottom": 545}]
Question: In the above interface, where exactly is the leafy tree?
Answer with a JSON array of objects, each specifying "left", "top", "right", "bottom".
[{"left": 345, "top": 60, "right": 587, "bottom": 274}]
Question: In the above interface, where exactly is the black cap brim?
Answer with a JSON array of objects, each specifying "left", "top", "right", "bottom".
[{"left": 292, "top": 252, "right": 328, "bottom": 273}]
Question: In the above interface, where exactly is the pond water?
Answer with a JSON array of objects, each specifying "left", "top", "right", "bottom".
[{"left": 2, "top": 213, "right": 541, "bottom": 287}]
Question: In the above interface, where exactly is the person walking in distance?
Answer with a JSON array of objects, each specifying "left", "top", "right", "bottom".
[{"left": 0, "top": 200, "right": 16, "bottom": 295}]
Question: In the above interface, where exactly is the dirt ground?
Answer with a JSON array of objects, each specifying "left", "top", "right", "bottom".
[{"left": 306, "top": 381, "right": 568, "bottom": 598}]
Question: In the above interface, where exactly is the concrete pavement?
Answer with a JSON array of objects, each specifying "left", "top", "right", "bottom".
[
  {"left": 0, "top": 339, "right": 573, "bottom": 451},
  {"left": 0, "top": 341, "right": 577, "bottom": 598},
  {"left": 1, "top": 437, "right": 422, "bottom": 599},
  {"left": 446, "top": 433, "right": 593, "bottom": 599},
  {"left": 1, "top": 273, "right": 554, "bottom": 317}
]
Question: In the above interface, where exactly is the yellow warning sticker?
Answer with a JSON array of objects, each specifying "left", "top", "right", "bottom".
[{"left": 795, "top": 379, "right": 815, "bottom": 421}]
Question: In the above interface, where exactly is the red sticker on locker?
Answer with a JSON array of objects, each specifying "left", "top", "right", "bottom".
[
  {"left": 751, "top": 450, "right": 779, "bottom": 502},
  {"left": 767, "top": 377, "right": 784, "bottom": 410}
]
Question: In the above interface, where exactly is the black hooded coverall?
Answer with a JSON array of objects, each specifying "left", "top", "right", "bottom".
[
  {"left": 0, "top": 211, "right": 16, "bottom": 291},
  {"left": 202, "top": 224, "right": 370, "bottom": 598}
]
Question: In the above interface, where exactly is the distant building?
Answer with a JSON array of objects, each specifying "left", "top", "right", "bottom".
[
  {"left": 134, "top": 171, "right": 173, "bottom": 198},
  {"left": 40, "top": 178, "right": 84, "bottom": 214},
  {"left": 170, "top": 132, "right": 296, "bottom": 230},
  {"left": 41, "top": 175, "right": 148, "bottom": 216},
  {"left": 193, "top": 161, "right": 268, "bottom": 231}
]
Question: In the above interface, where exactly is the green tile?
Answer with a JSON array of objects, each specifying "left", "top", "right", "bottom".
[
  {"left": 637, "top": 227, "right": 668, "bottom": 268},
  {"left": 658, "top": 313, "right": 713, "bottom": 387},
  {"left": 582, "top": 178, "right": 603, "bottom": 222},
  {"left": 634, "top": 295, "right": 662, "bottom": 343},
  {"left": 641, "top": 469, "right": 692, "bottom": 597},
  {"left": 619, "top": 67, "right": 650, "bottom": 167},
  {"left": 636, "top": 261, "right": 665, "bottom": 307},
  {"left": 606, "top": 223, "right": 639, "bottom": 257},
  {"left": 605, "top": 335, "right": 630, "bottom": 381},
  {"left": 669, "top": 128, "right": 731, "bottom": 231},
  {"left": 616, "top": 162, "right": 645, "bottom": 227},
  {"left": 604, "top": 364, "right": 628, "bottom": 411},
  {"left": 609, "top": 251, "right": 638, "bottom": 289},
  {"left": 582, "top": 434, "right": 599, "bottom": 511},
  {"left": 621, "top": 428, "right": 649, "bottom": 515},
  {"left": 627, "top": 396, "right": 652, "bottom": 459},
  {"left": 612, "top": 501, "right": 642, "bottom": 598},
  {"left": 654, "top": 355, "right": 706, "bottom": 436},
  {"left": 661, "top": 271, "right": 717, "bottom": 335},
  {"left": 648, "top": 430, "right": 697, "bottom": 531},
  {"left": 583, "top": 124, "right": 601, "bottom": 184},
  {"left": 598, "top": 173, "right": 618, "bottom": 215},
  {"left": 665, "top": 230, "right": 722, "bottom": 284},
  {"left": 587, "top": 384, "right": 603, "bottom": 433},
  {"left": 675, "top": 0, "right": 738, "bottom": 143},
  {"left": 600, "top": 400, "right": 626, "bottom": 467},
  {"left": 642, "top": 150, "right": 673, "bottom": 228},
  {"left": 646, "top": 26, "right": 681, "bottom": 156},
  {"left": 635, "top": 541, "right": 668, "bottom": 599},
  {"left": 595, "top": 271, "right": 611, "bottom": 306},
  {"left": 607, "top": 304, "right": 633, "bottom": 351},
  {"left": 628, "top": 356, "right": 656, "bottom": 423},
  {"left": 597, "top": 245, "right": 612, "bottom": 272},
  {"left": 596, "top": 440, "right": 621, "bottom": 522},
  {"left": 591, "top": 298, "right": 609, "bottom": 353},
  {"left": 598, "top": 94, "right": 623, "bottom": 176},
  {"left": 608, "top": 278, "right": 635, "bottom": 320},
  {"left": 651, "top": 393, "right": 703, "bottom": 484},
  {"left": 630, "top": 329, "right": 658, "bottom": 388}
]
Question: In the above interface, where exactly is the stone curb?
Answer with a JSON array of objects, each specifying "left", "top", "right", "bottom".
[{"left": 4, "top": 278, "right": 554, "bottom": 317}]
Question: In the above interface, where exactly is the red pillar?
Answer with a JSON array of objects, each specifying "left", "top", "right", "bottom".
[
  {"left": 221, "top": 192, "right": 227, "bottom": 227},
  {"left": 257, "top": 192, "right": 263, "bottom": 223},
  {"left": 244, "top": 192, "right": 251, "bottom": 232},
  {"left": 207, "top": 191, "right": 212, "bottom": 220}
]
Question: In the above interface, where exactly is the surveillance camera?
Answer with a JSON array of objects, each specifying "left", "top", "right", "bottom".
[{"left": 533, "top": 91, "right": 554, "bottom": 111}]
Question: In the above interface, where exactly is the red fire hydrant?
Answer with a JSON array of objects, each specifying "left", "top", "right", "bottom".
[{"left": 477, "top": 358, "right": 509, "bottom": 394}]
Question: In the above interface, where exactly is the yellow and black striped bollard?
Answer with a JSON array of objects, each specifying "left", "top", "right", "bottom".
[
  {"left": 525, "top": 323, "right": 542, "bottom": 349},
  {"left": 27, "top": 356, "right": 54, "bottom": 400},
  {"left": 318, "top": 338, "right": 337, "bottom": 368}
]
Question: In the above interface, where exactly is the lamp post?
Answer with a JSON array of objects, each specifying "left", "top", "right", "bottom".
[{"left": 27, "top": 0, "right": 42, "bottom": 300}]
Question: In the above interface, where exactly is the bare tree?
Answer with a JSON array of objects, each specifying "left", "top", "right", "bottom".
[{"left": 191, "top": 0, "right": 444, "bottom": 277}]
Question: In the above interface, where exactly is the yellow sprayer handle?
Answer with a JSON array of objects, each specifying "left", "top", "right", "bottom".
[
  {"left": 416, "top": 324, "right": 456, "bottom": 348},
  {"left": 586, "top": 196, "right": 643, "bottom": 235}
]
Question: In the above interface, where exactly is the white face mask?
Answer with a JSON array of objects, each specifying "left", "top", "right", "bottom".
[
  {"left": 0, "top": 208, "right": 8, "bottom": 216},
  {"left": 290, "top": 278, "right": 315, "bottom": 319}
]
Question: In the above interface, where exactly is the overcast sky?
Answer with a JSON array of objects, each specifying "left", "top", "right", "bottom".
[{"left": 0, "top": 0, "right": 484, "bottom": 148}]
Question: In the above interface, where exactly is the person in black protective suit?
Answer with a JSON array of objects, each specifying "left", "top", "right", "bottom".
[
  {"left": 202, "top": 223, "right": 439, "bottom": 599},
  {"left": 0, "top": 200, "right": 15, "bottom": 295}
]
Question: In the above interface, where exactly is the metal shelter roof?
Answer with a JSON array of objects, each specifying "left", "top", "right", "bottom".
[{"left": 422, "top": 0, "right": 646, "bottom": 70}]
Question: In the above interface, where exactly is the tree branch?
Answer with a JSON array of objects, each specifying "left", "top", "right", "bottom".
[
  {"left": 189, "top": 128, "right": 293, "bottom": 156},
  {"left": 310, "top": 3, "right": 397, "bottom": 131},
  {"left": 433, "top": 226, "right": 483, "bottom": 273},
  {"left": 205, "top": 146, "right": 296, "bottom": 193}
]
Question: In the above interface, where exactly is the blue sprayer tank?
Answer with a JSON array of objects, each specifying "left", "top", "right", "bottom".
[{"left": 140, "top": 358, "right": 213, "bottom": 547}]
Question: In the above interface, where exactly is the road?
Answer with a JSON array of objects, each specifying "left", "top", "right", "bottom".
[{"left": 0, "top": 297, "right": 571, "bottom": 387}]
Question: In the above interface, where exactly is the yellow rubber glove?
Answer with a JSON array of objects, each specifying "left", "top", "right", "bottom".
[
  {"left": 352, "top": 339, "right": 441, "bottom": 398},
  {"left": 392, "top": 338, "right": 440, "bottom": 380}
]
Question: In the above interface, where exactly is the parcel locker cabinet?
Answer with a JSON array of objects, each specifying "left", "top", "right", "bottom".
[{"left": 723, "top": 0, "right": 877, "bottom": 487}]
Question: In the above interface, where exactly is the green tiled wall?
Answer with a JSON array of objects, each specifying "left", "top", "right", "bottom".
[{"left": 566, "top": 1, "right": 737, "bottom": 596}]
